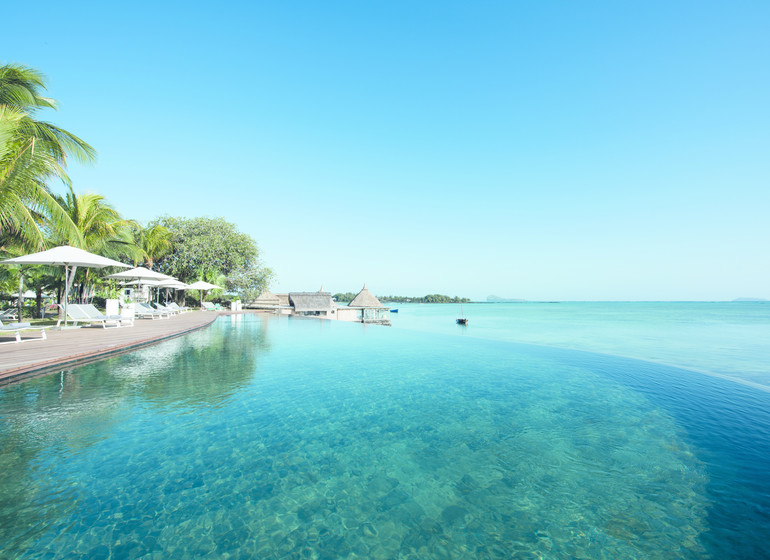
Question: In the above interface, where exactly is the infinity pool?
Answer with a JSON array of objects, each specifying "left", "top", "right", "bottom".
[{"left": 1, "top": 314, "right": 768, "bottom": 558}]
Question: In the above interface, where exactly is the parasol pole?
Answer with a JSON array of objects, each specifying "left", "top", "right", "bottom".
[{"left": 63, "top": 264, "right": 70, "bottom": 328}]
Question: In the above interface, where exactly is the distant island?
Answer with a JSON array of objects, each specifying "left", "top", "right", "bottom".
[
  {"left": 334, "top": 293, "right": 471, "bottom": 304},
  {"left": 487, "top": 295, "right": 527, "bottom": 303}
]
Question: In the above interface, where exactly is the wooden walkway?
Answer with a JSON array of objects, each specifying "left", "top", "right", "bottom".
[{"left": 0, "top": 311, "right": 228, "bottom": 385}]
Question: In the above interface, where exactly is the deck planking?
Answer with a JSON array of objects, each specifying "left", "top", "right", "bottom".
[{"left": 0, "top": 310, "right": 233, "bottom": 384}]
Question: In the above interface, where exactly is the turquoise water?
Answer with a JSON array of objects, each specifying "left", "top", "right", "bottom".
[
  {"left": 389, "top": 302, "right": 770, "bottom": 389},
  {"left": 0, "top": 312, "right": 769, "bottom": 558}
]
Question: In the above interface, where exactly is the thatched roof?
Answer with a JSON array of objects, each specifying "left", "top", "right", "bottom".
[
  {"left": 253, "top": 291, "right": 280, "bottom": 306},
  {"left": 349, "top": 284, "right": 383, "bottom": 308},
  {"left": 289, "top": 292, "right": 333, "bottom": 312}
]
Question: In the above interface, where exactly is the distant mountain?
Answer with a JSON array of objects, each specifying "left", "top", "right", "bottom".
[
  {"left": 732, "top": 297, "right": 768, "bottom": 302},
  {"left": 487, "top": 295, "right": 526, "bottom": 303}
]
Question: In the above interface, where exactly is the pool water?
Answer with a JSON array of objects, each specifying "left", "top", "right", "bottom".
[{"left": 1, "top": 314, "right": 769, "bottom": 559}]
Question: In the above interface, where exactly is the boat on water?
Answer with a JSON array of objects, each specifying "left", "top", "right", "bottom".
[
  {"left": 390, "top": 309, "right": 399, "bottom": 313},
  {"left": 456, "top": 303, "right": 468, "bottom": 325}
]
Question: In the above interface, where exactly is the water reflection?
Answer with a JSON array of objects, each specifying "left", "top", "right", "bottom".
[
  {"left": 0, "top": 316, "right": 272, "bottom": 556},
  {"left": 120, "top": 318, "right": 270, "bottom": 408}
]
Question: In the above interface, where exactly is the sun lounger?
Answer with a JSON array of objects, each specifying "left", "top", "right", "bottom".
[
  {"left": 154, "top": 302, "right": 180, "bottom": 315},
  {"left": 58, "top": 303, "right": 121, "bottom": 328},
  {"left": 166, "top": 302, "right": 190, "bottom": 313},
  {"left": 0, "top": 308, "right": 19, "bottom": 321},
  {"left": 201, "top": 302, "right": 221, "bottom": 311},
  {"left": 135, "top": 302, "right": 170, "bottom": 319},
  {"left": 0, "top": 319, "right": 48, "bottom": 344},
  {"left": 82, "top": 303, "right": 133, "bottom": 327}
]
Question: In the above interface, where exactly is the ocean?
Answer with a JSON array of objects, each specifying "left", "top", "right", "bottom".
[{"left": 387, "top": 301, "right": 770, "bottom": 390}]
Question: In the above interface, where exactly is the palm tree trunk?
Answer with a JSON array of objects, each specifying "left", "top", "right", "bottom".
[
  {"left": 65, "top": 265, "right": 78, "bottom": 303},
  {"left": 16, "top": 269, "right": 24, "bottom": 320},
  {"left": 35, "top": 288, "right": 43, "bottom": 318}
]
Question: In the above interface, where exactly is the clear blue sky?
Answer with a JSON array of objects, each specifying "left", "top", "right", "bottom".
[{"left": 3, "top": 1, "right": 769, "bottom": 300}]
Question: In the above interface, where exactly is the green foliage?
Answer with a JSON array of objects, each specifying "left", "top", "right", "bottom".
[
  {"left": 49, "top": 186, "right": 139, "bottom": 303},
  {"left": 205, "top": 293, "right": 236, "bottom": 305},
  {"left": 0, "top": 63, "right": 94, "bottom": 250},
  {"left": 379, "top": 294, "right": 471, "bottom": 304},
  {"left": 153, "top": 216, "right": 273, "bottom": 300},
  {"left": 131, "top": 223, "right": 172, "bottom": 268},
  {"left": 226, "top": 264, "right": 274, "bottom": 302},
  {"left": 335, "top": 292, "right": 471, "bottom": 304},
  {"left": 153, "top": 216, "right": 255, "bottom": 280},
  {"left": 95, "top": 280, "right": 122, "bottom": 300},
  {"left": 52, "top": 186, "right": 138, "bottom": 258}
]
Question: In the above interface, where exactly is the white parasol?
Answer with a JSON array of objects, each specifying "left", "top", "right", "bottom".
[
  {"left": 1, "top": 246, "right": 131, "bottom": 327},
  {"left": 155, "top": 280, "right": 188, "bottom": 304},
  {"left": 186, "top": 280, "right": 222, "bottom": 307},
  {"left": 106, "top": 267, "right": 175, "bottom": 303},
  {"left": 105, "top": 267, "right": 174, "bottom": 281}
]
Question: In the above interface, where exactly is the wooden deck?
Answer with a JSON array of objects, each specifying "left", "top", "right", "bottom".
[{"left": 0, "top": 310, "right": 230, "bottom": 385}]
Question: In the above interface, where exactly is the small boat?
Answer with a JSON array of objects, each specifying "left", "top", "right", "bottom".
[
  {"left": 390, "top": 309, "right": 399, "bottom": 313},
  {"left": 456, "top": 303, "right": 468, "bottom": 325}
]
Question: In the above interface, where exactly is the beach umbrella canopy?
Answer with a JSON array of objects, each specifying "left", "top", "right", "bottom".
[
  {"left": 186, "top": 281, "right": 221, "bottom": 290},
  {"left": 0, "top": 246, "right": 131, "bottom": 327},
  {"left": 120, "top": 280, "right": 164, "bottom": 287},
  {"left": 157, "top": 280, "right": 187, "bottom": 289},
  {"left": 1, "top": 246, "right": 131, "bottom": 268},
  {"left": 106, "top": 267, "right": 175, "bottom": 303},
  {"left": 186, "top": 281, "right": 222, "bottom": 307},
  {"left": 105, "top": 267, "right": 174, "bottom": 281}
]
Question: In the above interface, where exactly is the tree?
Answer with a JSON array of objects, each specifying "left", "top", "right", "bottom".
[
  {"left": 153, "top": 216, "right": 257, "bottom": 280},
  {"left": 225, "top": 264, "right": 274, "bottom": 302},
  {"left": 153, "top": 216, "right": 272, "bottom": 300},
  {"left": 52, "top": 187, "right": 139, "bottom": 302},
  {"left": 23, "top": 265, "right": 60, "bottom": 318},
  {"left": 132, "top": 223, "right": 172, "bottom": 269},
  {"left": 0, "top": 64, "right": 93, "bottom": 250}
]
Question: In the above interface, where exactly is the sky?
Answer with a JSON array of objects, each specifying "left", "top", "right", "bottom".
[{"left": 3, "top": 1, "right": 769, "bottom": 301}]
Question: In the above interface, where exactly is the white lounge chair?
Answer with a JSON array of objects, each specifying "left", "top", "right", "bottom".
[
  {"left": 135, "top": 302, "right": 170, "bottom": 319},
  {"left": 154, "top": 302, "right": 180, "bottom": 315},
  {"left": 0, "top": 308, "right": 19, "bottom": 321},
  {"left": 201, "top": 302, "right": 220, "bottom": 311},
  {"left": 59, "top": 304, "right": 120, "bottom": 328},
  {"left": 82, "top": 303, "right": 133, "bottom": 327},
  {"left": 0, "top": 319, "right": 48, "bottom": 344},
  {"left": 166, "top": 302, "right": 190, "bottom": 313}
]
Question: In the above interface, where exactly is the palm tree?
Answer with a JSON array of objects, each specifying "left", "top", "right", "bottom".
[
  {"left": 0, "top": 63, "right": 92, "bottom": 250},
  {"left": 24, "top": 265, "right": 59, "bottom": 318},
  {"left": 52, "top": 187, "right": 140, "bottom": 302},
  {"left": 133, "top": 223, "right": 172, "bottom": 269}
]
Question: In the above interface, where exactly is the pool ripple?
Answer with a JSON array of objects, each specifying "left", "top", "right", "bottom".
[{"left": 0, "top": 315, "right": 746, "bottom": 559}]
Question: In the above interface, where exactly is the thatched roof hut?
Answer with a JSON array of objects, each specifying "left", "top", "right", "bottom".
[
  {"left": 289, "top": 292, "right": 334, "bottom": 313},
  {"left": 348, "top": 284, "right": 383, "bottom": 308},
  {"left": 253, "top": 291, "right": 280, "bottom": 307}
]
